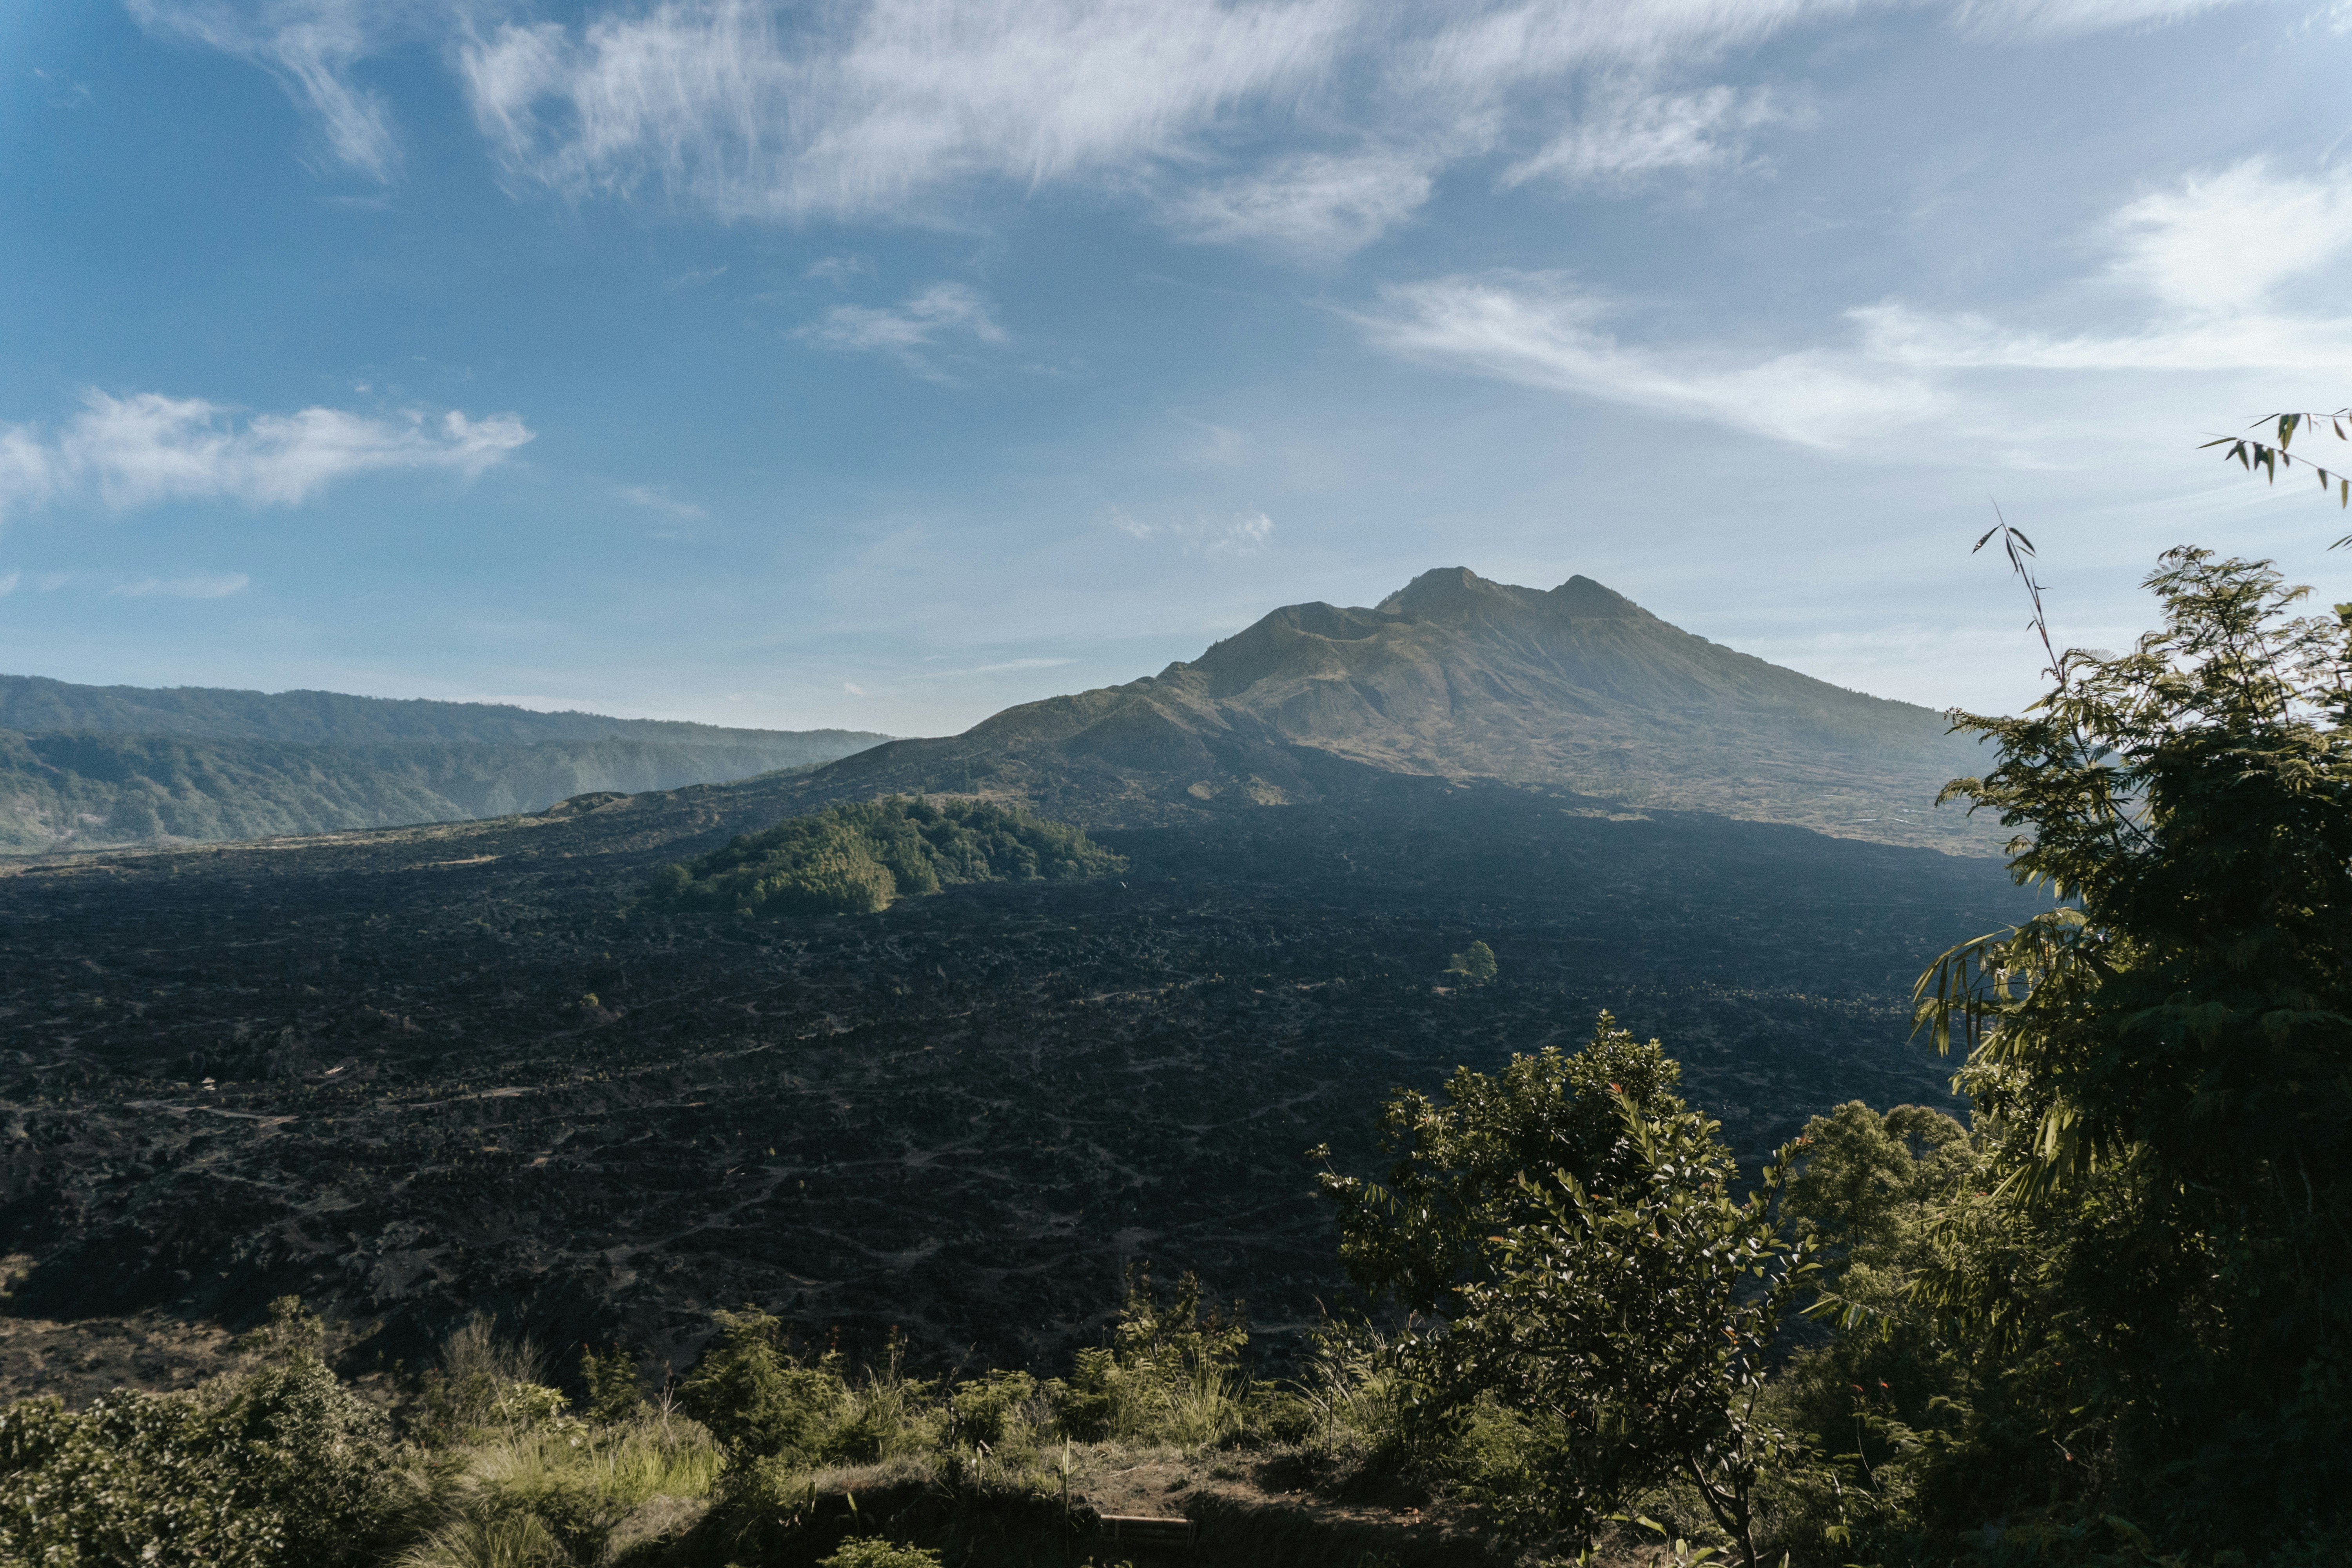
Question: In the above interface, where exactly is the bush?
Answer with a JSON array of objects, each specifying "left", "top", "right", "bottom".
[
  {"left": 949, "top": 1370, "right": 1036, "bottom": 1450},
  {"left": 817, "top": 1542, "right": 942, "bottom": 1568},
  {"left": 674, "top": 1309, "right": 852, "bottom": 1466},
  {"left": 0, "top": 1343, "right": 419, "bottom": 1568},
  {"left": 1051, "top": 1270, "right": 1249, "bottom": 1449}
]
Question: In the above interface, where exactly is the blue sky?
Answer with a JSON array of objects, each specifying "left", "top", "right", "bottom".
[{"left": 2, "top": 0, "right": 2349, "bottom": 737}]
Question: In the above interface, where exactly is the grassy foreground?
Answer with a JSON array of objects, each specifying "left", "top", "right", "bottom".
[{"left": 0, "top": 1281, "right": 1597, "bottom": 1568}]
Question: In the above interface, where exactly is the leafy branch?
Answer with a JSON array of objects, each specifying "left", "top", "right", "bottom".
[{"left": 2201, "top": 410, "right": 2352, "bottom": 542}]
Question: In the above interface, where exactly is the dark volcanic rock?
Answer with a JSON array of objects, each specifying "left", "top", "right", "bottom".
[{"left": 0, "top": 771, "right": 2042, "bottom": 1384}]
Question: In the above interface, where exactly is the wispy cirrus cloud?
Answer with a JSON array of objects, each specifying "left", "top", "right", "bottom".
[
  {"left": 620, "top": 483, "right": 708, "bottom": 521},
  {"left": 1948, "top": 0, "right": 2247, "bottom": 38},
  {"left": 924, "top": 655, "right": 1077, "bottom": 677},
  {"left": 793, "top": 282, "right": 1006, "bottom": 380},
  {"left": 138, "top": 0, "right": 2259, "bottom": 254},
  {"left": 128, "top": 0, "right": 407, "bottom": 180},
  {"left": 1167, "top": 148, "right": 1437, "bottom": 257},
  {"left": 0, "top": 390, "right": 532, "bottom": 521},
  {"left": 1109, "top": 506, "right": 1276, "bottom": 555},
  {"left": 1503, "top": 84, "right": 1789, "bottom": 189},
  {"left": 455, "top": 0, "right": 1352, "bottom": 220},
  {"left": 1359, "top": 159, "right": 2352, "bottom": 450},
  {"left": 107, "top": 572, "right": 252, "bottom": 599},
  {"left": 1359, "top": 271, "right": 1944, "bottom": 448}
]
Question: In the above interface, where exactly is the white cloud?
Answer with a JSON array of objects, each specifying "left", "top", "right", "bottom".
[
  {"left": 1168, "top": 149, "right": 1436, "bottom": 256},
  {"left": 621, "top": 483, "right": 709, "bottom": 520},
  {"left": 107, "top": 573, "right": 252, "bottom": 599},
  {"left": 843, "top": 681, "right": 869, "bottom": 695},
  {"left": 665, "top": 264, "right": 728, "bottom": 289},
  {"left": 0, "top": 570, "right": 17, "bottom": 597},
  {"left": 0, "top": 390, "right": 532, "bottom": 521},
  {"left": 1359, "top": 272, "right": 1943, "bottom": 448},
  {"left": 1503, "top": 84, "right": 1787, "bottom": 188},
  {"left": 1109, "top": 506, "right": 1276, "bottom": 555},
  {"left": 2105, "top": 158, "right": 2352, "bottom": 315},
  {"left": 793, "top": 282, "right": 1006, "bottom": 379},
  {"left": 1361, "top": 160, "right": 2352, "bottom": 449},
  {"left": 1856, "top": 160, "right": 2352, "bottom": 370},
  {"left": 129, "top": 0, "right": 405, "bottom": 180}
]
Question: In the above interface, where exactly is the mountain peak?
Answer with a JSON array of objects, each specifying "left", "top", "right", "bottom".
[
  {"left": 1377, "top": 566, "right": 1541, "bottom": 621},
  {"left": 1376, "top": 567, "right": 1648, "bottom": 624}
]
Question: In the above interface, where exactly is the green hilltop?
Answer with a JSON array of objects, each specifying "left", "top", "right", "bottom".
[{"left": 645, "top": 796, "right": 1127, "bottom": 916}]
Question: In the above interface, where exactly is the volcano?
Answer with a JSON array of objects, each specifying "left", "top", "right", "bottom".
[{"left": 783, "top": 567, "right": 1989, "bottom": 852}]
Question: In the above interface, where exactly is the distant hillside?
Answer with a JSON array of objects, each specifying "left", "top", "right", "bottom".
[
  {"left": 0, "top": 673, "right": 869, "bottom": 751},
  {"left": 763, "top": 568, "right": 1995, "bottom": 853},
  {"left": 0, "top": 675, "right": 889, "bottom": 853}
]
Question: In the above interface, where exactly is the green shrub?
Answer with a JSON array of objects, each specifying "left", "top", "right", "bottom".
[
  {"left": 1051, "top": 1270, "right": 1249, "bottom": 1448},
  {"left": 674, "top": 1309, "right": 850, "bottom": 1465},
  {"left": 0, "top": 1347, "right": 418, "bottom": 1568},
  {"left": 817, "top": 1541, "right": 942, "bottom": 1568},
  {"left": 579, "top": 1344, "right": 646, "bottom": 1426},
  {"left": 949, "top": 1370, "right": 1036, "bottom": 1449}
]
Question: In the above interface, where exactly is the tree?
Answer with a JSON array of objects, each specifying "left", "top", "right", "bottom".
[
  {"left": 1434, "top": 1096, "right": 1819, "bottom": 1561},
  {"left": 1447, "top": 939, "right": 1499, "bottom": 985},
  {"left": 1317, "top": 1016, "right": 1820, "bottom": 1561},
  {"left": 1915, "top": 546, "right": 2352, "bottom": 1537},
  {"left": 1315, "top": 1012, "right": 1682, "bottom": 1318}
]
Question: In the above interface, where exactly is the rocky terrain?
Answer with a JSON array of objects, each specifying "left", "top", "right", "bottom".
[{"left": 0, "top": 762, "right": 2041, "bottom": 1396}]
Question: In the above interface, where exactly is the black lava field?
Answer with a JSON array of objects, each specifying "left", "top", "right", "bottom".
[{"left": 0, "top": 777, "right": 2041, "bottom": 1386}]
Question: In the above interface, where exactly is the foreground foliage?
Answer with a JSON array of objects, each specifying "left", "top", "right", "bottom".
[
  {"left": 1883, "top": 548, "right": 2352, "bottom": 1550},
  {"left": 644, "top": 797, "right": 1126, "bottom": 916},
  {"left": 1318, "top": 1016, "right": 1821, "bottom": 1563}
]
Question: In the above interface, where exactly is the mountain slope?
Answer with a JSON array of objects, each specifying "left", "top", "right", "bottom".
[
  {"left": 0, "top": 675, "right": 890, "bottom": 853},
  {"left": 772, "top": 568, "right": 1993, "bottom": 852}
]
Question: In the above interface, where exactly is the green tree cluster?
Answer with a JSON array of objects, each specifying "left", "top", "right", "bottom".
[
  {"left": 643, "top": 797, "right": 1126, "bottom": 917},
  {"left": 1308, "top": 549, "right": 2352, "bottom": 1564},
  {"left": 1894, "top": 548, "right": 2352, "bottom": 1544}
]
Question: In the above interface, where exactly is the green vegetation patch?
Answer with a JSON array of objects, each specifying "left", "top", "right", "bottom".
[{"left": 644, "top": 796, "right": 1125, "bottom": 917}]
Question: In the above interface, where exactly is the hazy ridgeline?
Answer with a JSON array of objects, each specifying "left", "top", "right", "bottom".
[{"left": 0, "top": 674, "right": 890, "bottom": 853}]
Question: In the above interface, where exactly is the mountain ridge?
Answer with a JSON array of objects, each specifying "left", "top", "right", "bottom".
[
  {"left": 0, "top": 675, "right": 891, "bottom": 853},
  {"left": 0, "top": 672, "right": 876, "bottom": 751}
]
